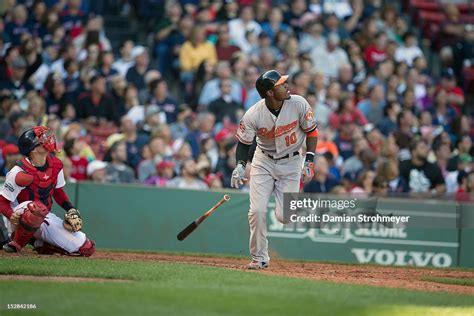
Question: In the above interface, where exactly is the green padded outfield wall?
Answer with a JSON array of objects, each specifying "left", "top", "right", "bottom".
[
  {"left": 2, "top": 181, "right": 471, "bottom": 267},
  {"left": 70, "top": 182, "right": 472, "bottom": 268}
]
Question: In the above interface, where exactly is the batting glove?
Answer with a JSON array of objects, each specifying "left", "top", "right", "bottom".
[
  {"left": 231, "top": 163, "right": 247, "bottom": 189},
  {"left": 301, "top": 152, "right": 315, "bottom": 184}
]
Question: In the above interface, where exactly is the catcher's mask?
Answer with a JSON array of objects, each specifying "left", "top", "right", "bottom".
[{"left": 18, "top": 126, "right": 58, "bottom": 155}]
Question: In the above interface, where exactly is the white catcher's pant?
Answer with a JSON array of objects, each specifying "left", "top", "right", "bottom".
[
  {"left": 249, "top": 149, "right": 301, "bottom": 263},
  {"left": 3, "top": 201, "right": 87, "bottom": 253}
]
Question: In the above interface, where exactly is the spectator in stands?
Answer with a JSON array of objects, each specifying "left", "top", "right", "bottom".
[
  {"left": 310, "top": 33, "right": 349, "bottom": 80},
  {"left": 170, "top": 103, "right": 192, "bottom": 140},
  {"left": 394, "top": 31, "right": 423, "bottom": 67},
  {"left": 113, "top": 40, "right": 135, "bottom": 78},
  {"left": 148, "top": 79, "right": 179, "bottom": 124},
  {"left": 0, "top": 56, "right": 33, "bottom": 101},
  {"left": 126, "top": 46, "right": 152, "bottom": 97},
  {"left": 329, "top": 95, "right": 368, "bottom": 131},
  {"left": 104, "top": 140, "right": 136, "bottom": 183},
  {"left": 120, "top": 116, "right": 149, "bottom": 170},
  {"left": 378, "top": 101, "right": 401, "bottom": 136},
  {"left": 208, "top": 78, "right": 242, "bottom": 124},
  {"left": 399, "top": 139, "right": 446, "bottom": 194},
  {"left": 198, "top": 61, "right": 242, "bottom": 107},
  {"left": 364, "top": 32, "right": 388, "bottom": 69},
  {"left": 304, "top": 155, "right": 339, "bottom": 193},
  {"left": 167, "top": 158, "right": 208, "bottom": 190},
  {"left": 59, "top": 0, "right": 87, "bottom": 39},
  {"left": 350, "top": 169, "right": 375, "bottom": 195},
  {"left": 44, "top": 73, "right": 70, "bottom": 117},
  {"left": 436, "top": 68, "right": 465, "bottom": 115},
  {"left": 228, "top": 6, "right": 262, "bottom": 53},
  {"left": 243, "top": 65, "right": 260, "bottom": 110},
  {"left": 376, "top": 159, "right": 408, "bottom": 194},
  {"left": 0, "top": 144, "right": 21, "bottom": 176},
  {"left": 448, "top": 134, "right": 473, "bottom": 171},
  {"left": 299, "top": 21, "right": 325, "bottom": 54},
  {"left": 87, "top": 160, "right": 108, "bottom": 183},
  {"left": 138, "top": 136, "right": 167, "bottom": 182},
  {"left": 179, "top": 24, "right": 217, "bottom": 81},
  {"left": 76, "top": 74, "right": 117, "bottom": 126},
  {"left": 145, "top": 160, "right": 175, "bottom": 187},
  {"left": 357, "top": 84, "right": 385, "bottom": 125},
  {"left": 343, "top": 137, "right": 369, "bottom": 174},
  {"left": 63, "top": 137, "right": 88, "bottom": 181},
  {"left": 440, "top": 4, "right": 466, "bottom": 48},
  {"left": 215, "top": 22, "right": 241, "bottom": 62},
  {"left": 4, "top": 4, "right": 30, "bottom": 46}
]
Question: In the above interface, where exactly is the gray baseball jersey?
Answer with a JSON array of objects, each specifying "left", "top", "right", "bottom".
[{"left": 236, "top": 95, "right": 317, "bottom": 158}]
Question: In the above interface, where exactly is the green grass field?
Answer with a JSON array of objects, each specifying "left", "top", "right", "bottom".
[{"left": 0, "top": 255, "right": 473, "bottom": 316}]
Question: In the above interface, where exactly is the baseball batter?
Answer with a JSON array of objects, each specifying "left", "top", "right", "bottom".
[
  {"left": 0, "top": 126, "right": 95, "bottom": 256},
  {"left": 231, "top": 70, "right": 318, "bottom": 269}
]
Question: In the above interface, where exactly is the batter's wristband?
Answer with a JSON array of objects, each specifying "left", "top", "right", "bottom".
[
  {"left": 305, "top": 152, "right": 315, "bottom": 162},
  {"left": 237, "top": 160, "right": 247, "bottom": 168}
]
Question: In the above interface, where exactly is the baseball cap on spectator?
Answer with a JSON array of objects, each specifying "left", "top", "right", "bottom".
[
  {"left": 12, "top": 56, "right": 27, "bottom": 69},
  {"left": 131, "top": 45, "right": 146, "bottom": 59},
  {"left": 215, "top": 128, "right": 233, "bottom": 143},
  {"left": 106, "top": 133, "right": 126, "bottom": 148},
  {"left": 156, "top": 160, "right": 175, "bottom": 171},
  {"left": 441, "top": 68, "right": 455, "bottom": 80},
  {"left": 2, "top": 144, "right": 19, "bottom": 159},
  {"left": 204, "top": 173, "right": 219, "bottom": 186},
  {"left": 87, "top": 160, "right": 108, "bottom": 177}
]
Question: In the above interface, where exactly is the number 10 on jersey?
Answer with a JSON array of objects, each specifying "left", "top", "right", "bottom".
[{"left": 285, "top": 132, "right": 297, "bottom": 146}]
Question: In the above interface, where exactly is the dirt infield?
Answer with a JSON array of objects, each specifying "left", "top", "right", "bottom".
[{"left": 90, "top": 251, "right": 474, "bottom": 295}]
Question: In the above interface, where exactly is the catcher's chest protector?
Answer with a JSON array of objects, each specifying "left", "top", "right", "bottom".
[{"left": 16, "top": 155, "right": 62, "bottom": 209}]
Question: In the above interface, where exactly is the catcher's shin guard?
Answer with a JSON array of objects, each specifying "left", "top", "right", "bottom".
[
  {"left": 78, "top": 239, "right": 96, "bottom": 257},
  {"left": 8, "top": 201, "right": 49, "bottom": 252}
]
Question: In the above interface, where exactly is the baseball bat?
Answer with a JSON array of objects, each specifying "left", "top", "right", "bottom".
[{"left": 177, "top": 194, "right": 231, "bottom": 241}]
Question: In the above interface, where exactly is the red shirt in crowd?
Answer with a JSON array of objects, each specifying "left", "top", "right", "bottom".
[
  {"left": 69, "top": 156, "right": 88, "bottom": 181},
  {"left": 364, "top": 45, "right": 387, "bottom": 69}
]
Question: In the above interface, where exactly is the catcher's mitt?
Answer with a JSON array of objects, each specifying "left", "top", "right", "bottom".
[{"left": 63, "top": 209, "right": 82, "bottom": 232}]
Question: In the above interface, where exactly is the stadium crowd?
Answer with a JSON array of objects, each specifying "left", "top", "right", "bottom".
[{"left": 0, "top": 0, "right": 473, "bottom": 200}]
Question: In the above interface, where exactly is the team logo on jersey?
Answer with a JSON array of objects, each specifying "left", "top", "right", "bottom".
[
  {"left": 239, "top": 121, "right": 246, "bottom": 133},
  {"left": 257, "top": 120, "right": 298, "bottom": 139},
  {"left": 305, "top": 110, "right": 314, "bottom": 121}
]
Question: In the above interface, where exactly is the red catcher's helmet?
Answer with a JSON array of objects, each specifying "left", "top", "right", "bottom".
[
  {"left": 255, "top": 70, "right": 289, "bottom": 98},
  {"left": 18, "top": 126, "right": 58, "bottom": 156}
]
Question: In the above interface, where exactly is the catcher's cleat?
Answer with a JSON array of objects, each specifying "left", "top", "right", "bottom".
[
  {"left": 247, "top": 260, "right": 269, "bottom": 270},
  {"left": 3, "top": 242, "right": 20, "bottom": 253}
]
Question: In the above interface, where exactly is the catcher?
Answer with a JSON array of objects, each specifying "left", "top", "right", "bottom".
[{"left": 0, "top": 126, "right": 95, "bottom": 256}]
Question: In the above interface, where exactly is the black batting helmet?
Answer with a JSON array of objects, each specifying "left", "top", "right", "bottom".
[{"left": 255, "top": 70, "right": 289, "bottom": 98}]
